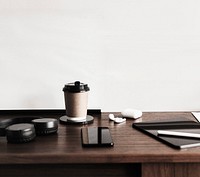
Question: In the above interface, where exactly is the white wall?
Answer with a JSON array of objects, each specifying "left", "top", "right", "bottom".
[{"left": 0, "top": 0, "right": 200, "bottom": 111}]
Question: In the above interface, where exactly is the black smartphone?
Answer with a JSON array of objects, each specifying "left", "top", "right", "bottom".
[{"left": 81, "top": 127, "right": 114, "bottom": 147}]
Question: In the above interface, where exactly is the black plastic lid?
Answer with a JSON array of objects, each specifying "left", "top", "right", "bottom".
[{"left": 63, "top": 81, "right": 90, "bottom": 93}]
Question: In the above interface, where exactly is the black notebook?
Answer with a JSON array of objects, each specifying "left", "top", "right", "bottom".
[{"left": 132, "top": 118, "right": 200, "bottom": 149}]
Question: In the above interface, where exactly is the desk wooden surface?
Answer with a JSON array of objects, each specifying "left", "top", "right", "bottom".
[{"left": 0, "top": 111, "right": 199, "bottom": 165}]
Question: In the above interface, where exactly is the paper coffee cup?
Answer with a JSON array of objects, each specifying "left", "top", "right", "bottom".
[{"left": 63, "top": 81, "right": 90, "bottom": 121}]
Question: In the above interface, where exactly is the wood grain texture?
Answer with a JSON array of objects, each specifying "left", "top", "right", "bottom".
[
  {"left": 142, "top": 163, "right": 174, "bottom": 177},
  {"left": 142, "top": 163, "right": 200, "bottom": 177},
  {"left": 1, "top": 111, "right": 200, "bottom": 177},
  {"left": 0, "top": 111, "right": 200, "bottom": 164},
  {"left": 174, "top": 163, "right": 200, "bottom": 177}
]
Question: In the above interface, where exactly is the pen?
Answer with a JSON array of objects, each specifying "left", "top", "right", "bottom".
[{"left": 157, "top": 130, "right": 200, "bottom": 139}]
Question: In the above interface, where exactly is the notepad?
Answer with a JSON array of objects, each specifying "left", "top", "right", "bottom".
[
  {"left": 192, "top": 112, "right": 200, "bottom": 122},
  {"left": 132, "top": 118, "right": 200, "bottom": 149}
]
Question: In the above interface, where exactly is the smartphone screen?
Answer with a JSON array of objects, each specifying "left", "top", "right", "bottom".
[{"left": 81, "top": 127, "right": 114, "bottom": 147}]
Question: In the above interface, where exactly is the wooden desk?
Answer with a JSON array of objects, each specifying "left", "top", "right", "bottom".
[{"left": 0, "top": 110, "right": 200, "bottom": 177}]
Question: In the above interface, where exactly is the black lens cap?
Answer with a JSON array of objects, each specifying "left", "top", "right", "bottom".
[
  {"left": 31, "top": 118, "right": 58, "bottom": 135},
  {"left": 6, "top": 123, "right": 36, "bottom": 143}
]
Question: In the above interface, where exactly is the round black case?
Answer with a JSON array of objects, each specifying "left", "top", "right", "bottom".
[
  {"left": 6, "top": 123, "right": 36, "bottom": 143},
  {"left": 31, "top": 118, "right": 58, "bottom": 135}
]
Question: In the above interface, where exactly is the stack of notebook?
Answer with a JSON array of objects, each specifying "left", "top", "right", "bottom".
[{"left": 132, "top": 116, "right": 200, "bottom": 149}]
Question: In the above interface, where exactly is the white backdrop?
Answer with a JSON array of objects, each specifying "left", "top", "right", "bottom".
[{"left": 0, "top": 0, "right": 200, "bottom": 111}]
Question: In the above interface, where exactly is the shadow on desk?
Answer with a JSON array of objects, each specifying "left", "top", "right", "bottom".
[{"left": 0, "top": 164, "right": 141, "bottom": 177}]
